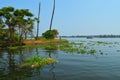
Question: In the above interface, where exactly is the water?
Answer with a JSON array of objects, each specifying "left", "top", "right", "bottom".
[{"left": 0, "top": 38, "right": 120, "bottom": 80}]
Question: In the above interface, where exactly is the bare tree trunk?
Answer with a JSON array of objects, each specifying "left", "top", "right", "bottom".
[
  {"left": 36, "top": 2, "right": 41, "bottom": 40},
  {"left": 25, "top": 32, "right": 27, "bottom": 40},
  {"left": 9, "top": 26, "right": 14, "bottom": 42},
  {"left": 49, "top": 0, "right": 55, "bottom": 30}
]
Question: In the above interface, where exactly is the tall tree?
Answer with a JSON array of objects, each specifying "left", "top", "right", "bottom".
[
  {"left": 49, "top": 0, "right": 55, "bottom": 30},
  {"left": 36, "top": 2, "right": 41, "bottom": 40},
  {"left": 14, "top": 9, "right": 34, "bottom": 42}
]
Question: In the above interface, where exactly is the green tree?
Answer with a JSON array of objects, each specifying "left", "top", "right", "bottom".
[
  {"left": 0, "top": 6, "right": 15, "bottom": 41},
  {"left": 14, "top": 9, "right": 34, "bottom": 41},
  {"left": 0, "top": 6, "right": 35, "bottom": 42},
  {"left": 42, "top": 29, "right": 59, "bottom": 39}
]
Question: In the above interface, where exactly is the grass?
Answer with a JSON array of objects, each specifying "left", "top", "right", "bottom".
[
  {"left": 38, "top": 43, "right": 58, "bottom": 50},
  {"left": 2, "top": 39, "right": 120, "bottom": 56},
  {"left": 0, "top": 39, "right": 68, "bottom": 50},
  {"left": 20, "top": 54, "right": 58, "bottom": 68},
  {"left": 23, "top": 39, "right": 68, "bottom": 45},
  {"left": 7, "top": 46, "right": 26, "bottom": 50},
  {"left": 3, "top": 43, "right": 58, "bottom": 51}
]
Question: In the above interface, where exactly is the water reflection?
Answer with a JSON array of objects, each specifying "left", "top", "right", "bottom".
[
  {"left": 49, "top": 64, "right": 56, "bottom": 80},
  {"left": 40, "top": 43, "right": 58, "bottom": 58},
  {"left": 0, "top": 47, "right": 58, "bottom": 80},
  {"left": 0, "top": 49, "right": 30, "bottom": 80},
  {"left": 36, "top": 45, "right": 57, "bottom": 80},
  {"left": 2, "top": 39, "right": 120, "bottom": 80}
]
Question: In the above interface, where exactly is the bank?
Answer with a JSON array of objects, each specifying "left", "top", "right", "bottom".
[{"left": 0, "top": 39, "right": 68, "bottom": 48}]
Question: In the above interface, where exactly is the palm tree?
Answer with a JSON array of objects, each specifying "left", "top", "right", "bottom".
[
  {"left": 36, "top": 2, "right": 41, "bottom": 40},
  {"left": 49, "top": 0, "right": 55, "bottom": 30}
]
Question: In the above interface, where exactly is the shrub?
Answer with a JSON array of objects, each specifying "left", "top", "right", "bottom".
[
  {"left": 42, "top": 29, "right": 59, "bottom": 39},
  {"left": 20, "top": 54, "right": 57, "bottom": 68}
]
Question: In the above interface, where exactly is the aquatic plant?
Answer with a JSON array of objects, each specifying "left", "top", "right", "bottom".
[
  {"left": 96, "top": 41, "right": 113, "bottom": 45},
  {"left": 20, "top": 54, "right": 57, "bottom": 68},
  {"left": 77, "top": 49, "right": 87, "bottom": 54},
  {"left": 7, "top": 46, "right": 26, "bottom": 50},
  {"left": 39, "top": 43, "right": 58, "bottom": 50},
  {"left": 58, "top": 41, "right": 106, "bottom": 55},
  {"left": 88, "top": 49, "right": 97, "bottom": 54},
  {"left": 99, "top": 50, "right": 103, "bottom": 55},
  {"left": 59, "top": 42, "right": 75, "bottom": 53},
  {"left": 117, "top": 50, "right": 120, "bottom": 52}
]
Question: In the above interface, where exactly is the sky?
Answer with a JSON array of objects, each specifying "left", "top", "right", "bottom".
[{"left": 0, "top": 0, "right": 120, "bottom": 36}]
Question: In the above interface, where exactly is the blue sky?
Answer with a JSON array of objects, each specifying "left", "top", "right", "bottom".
[{"left": 0, "top": 0, "right": 120, "bottom": 36}]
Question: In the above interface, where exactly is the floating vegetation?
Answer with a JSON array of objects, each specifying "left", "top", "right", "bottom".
[
  {"left": 38, "top": 43, "right": 58, "bottom": 50},
  {"left": 96, "top": 41, "right": 113, "bottom": 45},
  {"left": 99, "top": 50, "right": 103, "bottom": 55},
  {"left": 117, "top": 50, "right": 120, "bottom": 52},
  {"left": 20, "top": 54, "right": 58, "bottom": 68},
  {"left": 7, "top": 46, "right": 26, "bottom": 50},
  {"left": 59, "top": 42, "right": 98, "bottom": 54},
  {"left": 3, "top": 40, "right": 120, "bottom": 56},
  {"left": 4, "top": 43, "right": 58, "bottom": 51},
  {"left": 58, "top": 40, "right": 117, "bottom": 55},
  {"left": 77, "top": 49, "right": 87, "bottom": 54},
  {"left": 88, "top": 49, "right": 97, "bottom": 54}
]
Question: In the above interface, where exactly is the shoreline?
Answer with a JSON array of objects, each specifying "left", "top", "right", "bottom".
[
  {"left": 0, "top": 39, "right": 68, "bottom": 47},
  {"left": 23, "top": 39, "right": 68, "bottom": 45}
]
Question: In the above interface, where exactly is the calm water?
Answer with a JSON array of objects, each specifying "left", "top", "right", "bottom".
[{"left": 0, "top": 38, "right": 120, "bottom": 80}]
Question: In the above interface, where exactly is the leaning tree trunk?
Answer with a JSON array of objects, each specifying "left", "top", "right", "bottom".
[
  {"left": 49, "top": 0, "right": 55, "bottom": 30},
  {"left": 36, "top": 2, "right": 41, "bottom": 40}
]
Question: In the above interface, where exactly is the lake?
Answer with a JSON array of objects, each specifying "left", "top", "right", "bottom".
[{"left": 0, "top": 38, "right": 120, "bottom": 80}]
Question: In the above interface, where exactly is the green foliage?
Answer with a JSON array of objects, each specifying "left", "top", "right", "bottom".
[
  {"left": 0, "top": 29, "right": 9, "bottom": 41},
  {"left": 20, "top": 54, "right": 57, "bottom": 68},
  {"left": 42, "top": 29, "right": 59, "bottom": 39},
  {"left": 59, "top": 42, "right": 99, "bottom": 55},
  {"left": 0, "top": 6, "right": 35, "bottom": 42},
  {"left": 14, "top": 34, "right": 20, "bottom": 41},
  {"left": 89, "top": 49, "right": 96, "bottom": 54},
  {"left": 58, "top": 40, "right": 120, "bottom": 55},
  {"left": 7, "top": 45, "right": 26, "bottom": 50},
  {"left": 25, "top": 54, "right": 44, "bottom": 65},
  {"left": 39, "top": 43, "right": 58, "bottom": 50}
]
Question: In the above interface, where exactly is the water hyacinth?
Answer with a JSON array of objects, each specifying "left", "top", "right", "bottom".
[
  {"left": 59, "top": 41, "right": 105, "bottom": 55},
  {"left": 20, "top": 54, "right": 58, "bottom": 68}
]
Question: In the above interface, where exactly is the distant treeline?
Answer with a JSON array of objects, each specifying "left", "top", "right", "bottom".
[{"left": 59, "top": 35, "right": 120, "bottom": 38}]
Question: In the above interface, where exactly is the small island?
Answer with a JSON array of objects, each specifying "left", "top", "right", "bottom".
[
  {"left": 0, "top": 4, "right": 66, "bottom": 68},
  {"left": 0, "top": 6, "right": 67, "bottom": 47}
]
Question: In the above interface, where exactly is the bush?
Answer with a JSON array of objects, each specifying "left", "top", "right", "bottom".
[
  {"left": 20, "top": 54, "right": 57, "bottom": 68},
  {"left": 42, "top": 29, "right": 59, "bottom": 39}
]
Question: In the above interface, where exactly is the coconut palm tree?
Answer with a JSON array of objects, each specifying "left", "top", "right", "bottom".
[
  {"left": 36, "top": 2, "right": 41, "bottom": 40},
  {"left": 49, "top": 0, "right": 55, "bottom": 30}
]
